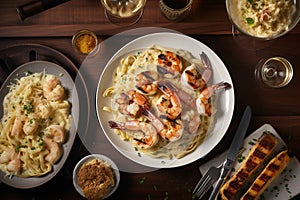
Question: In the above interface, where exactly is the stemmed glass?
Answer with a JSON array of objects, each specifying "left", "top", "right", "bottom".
[
  {"left": 225, "top": 0, "right": 300, "bottom": 87},
  {"left": 100, "top": 0, "right": 147, "bottom": 25}
]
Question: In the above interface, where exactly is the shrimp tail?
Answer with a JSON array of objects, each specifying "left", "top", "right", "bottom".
[
  {"left": 200, "top": 52, "right": 212, "bottom": 71},
  {"left": 142, "top": 108, "right": 164, "bottom": 132},
  {"left": 162, "top": 80, "right": 195, "bottom": 108},
  {"left": 108, "top": 120, "right": 124, "bottom": 130},
  {"left": 200, "top": 52, "right": 213, "bottom": 85},
  {"left": 214, "top": 81, "right": 232, "bottom": 91}
]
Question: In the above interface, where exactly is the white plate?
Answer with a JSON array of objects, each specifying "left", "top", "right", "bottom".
[
  {"left": 96, "top": 32, "right": 235, "bottom": 168},
  {"left": 73, "top": 154, "right": 120, "bottom": 199},
  {"left": 200, "top": 123, "right": 300, "bottom": 199},
  {"left": 0, "top": 61, "right": 79, "bottom": 188}
]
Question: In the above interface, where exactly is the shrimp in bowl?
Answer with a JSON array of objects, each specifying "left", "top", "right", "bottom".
[{"left": 101, "top": 44, "right": 232, "bottom": 160}]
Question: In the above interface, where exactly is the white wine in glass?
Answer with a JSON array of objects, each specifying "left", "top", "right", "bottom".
[
  {"left": 101, "top": 0, "right": 147, "bottom": 24},
  {"left": 255, "top": 57, "right": 293, "bottom": 88}
]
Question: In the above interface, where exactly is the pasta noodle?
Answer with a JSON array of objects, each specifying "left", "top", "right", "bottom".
[
  {"left": 234, "top": 0, "right": 296, "bottom": 38},
  {"left": 103, "top": 45, "right": 216, "bottom": 159},
  {"left": 0, "top": 72, "right": 72, "bottom": 177}
]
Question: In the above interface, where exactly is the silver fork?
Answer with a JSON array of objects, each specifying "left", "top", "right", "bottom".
[{"left": 192, "top": 165, "right": 222, "bottom": 199}]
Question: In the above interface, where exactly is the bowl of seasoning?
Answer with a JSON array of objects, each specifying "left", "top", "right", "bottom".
[
  {"left": 72, "top": 29, "right": 98, "bottom": 55},
  {"left": 73, "top": 154, "right": 120, "bottom": 200}
]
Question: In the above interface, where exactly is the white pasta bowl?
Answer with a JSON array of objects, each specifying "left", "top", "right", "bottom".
[
  {"left": 226, "top": 0, "right": 300, "bottom": 40},
  {"left": 73, "top": 154, "right": 120, "bottom": 199},
  {"left": 96, "top": 32, "right": 234, "bottom": 169}
]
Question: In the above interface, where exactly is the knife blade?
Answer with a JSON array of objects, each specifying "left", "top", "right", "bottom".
[{"left": 208, "top": 105, "right": 252, "bottom": 200}]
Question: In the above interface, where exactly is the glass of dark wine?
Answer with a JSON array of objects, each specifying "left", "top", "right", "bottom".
[{"left": 159, "top": 0, "right": 193, "bottom": 21}]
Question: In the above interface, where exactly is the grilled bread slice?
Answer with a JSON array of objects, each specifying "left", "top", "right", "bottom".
[
  {"left": 241, "top": 150, "right": 291, "bottom": 200},
  {"left": 219, "top": 131, "right": 278, "bottom": 200}
]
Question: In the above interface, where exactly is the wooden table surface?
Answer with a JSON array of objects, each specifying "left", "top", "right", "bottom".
[{"left": 1, "top": 0, "right": 300, "bottom": 199}]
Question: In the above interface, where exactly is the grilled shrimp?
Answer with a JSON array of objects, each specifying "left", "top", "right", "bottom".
[
  {"left": 181, "top": 53, "right": 212, "bottom": 91},
  {"left": 108, "top": 120, "right": 159, "bottom": 149},
  {"left": 181, "top": 63, "right": 211, "bottom": 91},
  {"left": 157, "top": 83, "right": 182, "bottom": 119},
  {"left": 196, "top": 81, "right": 231, "bottom": 116},
  {"left": 135, "top": 71, "right": 159, "bottom": 95},
  {"left": 159, "top": 115, "right": 183, "bottom": 142},
  {"left": 43, "top": 75, "right": 65, "bottom": 101},
  {"left": 157, "top": 51, "right": 182, "bottom": 78},
  {"left": 116, "top": 90, "right": 150, "bottom": 117}
]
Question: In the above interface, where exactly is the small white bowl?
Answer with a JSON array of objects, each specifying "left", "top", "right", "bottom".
[{"left": 73, "top": 154, "right": 120, "bottom": 199}]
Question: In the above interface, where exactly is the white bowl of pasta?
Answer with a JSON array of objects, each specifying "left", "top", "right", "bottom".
[
  {"left": 96, "top": 32, "right": 234, "bottom": 168},
  {"left": 226, "top": 0, "right": 300, "bottom": 40},
  {"left": 73, "top": 154, "right": 120, "bottom": 199}
]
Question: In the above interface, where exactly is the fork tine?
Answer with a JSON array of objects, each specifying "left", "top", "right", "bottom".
[
  {"left": 193, "top": 175, "right": 209, "bottom": 194},
  {"left": 193, "top": 167, "right": 213, "bottom": 195},
  {"left": 193, "top": 174, "right": 208, "bottom": 194},
  {"left": 196, "top": 175, "right": 214, "bottom": 198},
  {"left": 193, "top": 166, "right": 221, "bottom": 199}
]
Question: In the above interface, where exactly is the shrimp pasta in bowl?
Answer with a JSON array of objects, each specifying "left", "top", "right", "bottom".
[
  {"left": 96, "top": 32, "right": 234, "bottom": 168},
  {"left": 0, "top": 61, "right": 78, "bottom": 188}
]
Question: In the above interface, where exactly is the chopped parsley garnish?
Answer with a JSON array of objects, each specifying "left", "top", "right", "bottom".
[
  {"left": 15, "top": 145, "right": 28, "bottom": 152},
  {"left": 139, "top": 177, "right": 146, "bottom": 184},
  {"left": 237, "top": 154, "right": 245, "bottom": 163},
  {"left": 163, "top": 192, "right": 169, "bottom": 200},
  {"left": 246, "top": 17, "right": 255, "bottom": 25},
  {"left": 24, "top": 70, "right": 33, "bottom": 76},
  {"left": 23, "top": 100, "right": 34, "bottom": 115},
  {"left": 38, "top": 141, "right": 43, "bottom": 147},
  {"left": 37, "top": 137, "right": 44, "bottom": 147}
]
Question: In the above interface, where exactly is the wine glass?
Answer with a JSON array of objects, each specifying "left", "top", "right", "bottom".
[
  {"left": 254, "top": 57, "right": 293, "bottom": 88},
  {"left": 100, "top": 0, "right": 147, "bottom": 25},
  {"left": 225, "top": 0, "right": 300, "bottom": 49}
]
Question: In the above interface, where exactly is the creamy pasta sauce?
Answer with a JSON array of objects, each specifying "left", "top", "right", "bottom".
[
  {"left": 233, "top": 0, "right": 296, "bottom": 38},
  {"left": 0, "top": 72, "right": 71, "bottom": 177},
  {"left": 103, "top": 45, "right": 216, "bottom": 159}
]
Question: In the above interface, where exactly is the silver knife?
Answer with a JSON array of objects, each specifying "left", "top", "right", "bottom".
[{"left": 208, "top": 106, "right": 252, "bottom": 200}]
